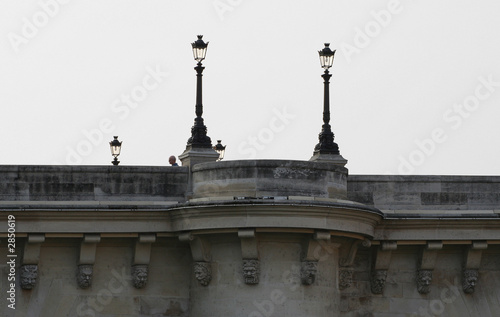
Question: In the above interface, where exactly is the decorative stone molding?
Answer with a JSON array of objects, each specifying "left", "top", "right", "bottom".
[
  {"left": 132, "top": 264, "right": 149, "bottom": 289},
  {"left": 77, "top": 234, "right": 100, "bottom": 289},
  {"left": 416, "top": 269, "right": 433, "bottom": 294},
  {"left": 462, "top": 269, "right": 478, "bottom": 294},
  {"left": 339, "top": 238, "right": 371, "bottom": 267},
  {"left": 194, "top": 261, "right": 212, "bottom": 286},
  {"left": 298, "top": 230, "right": 334, "bottom": 286},
  {"left": 21, "top": 234, "right": 45, "bottom": 290},
  {"left": 131, "top": 234, "right": 155, "bottom": 289},
  {"left": 77, "top": 264, "right": 93, "bottom": 289},
  {"left": 242, "top": 259, "right": 260, "bottom": 285},
  {"left": 180, "top": 233, "right": 212, "bottom": 286},
  {"left": 370, "top": 269, "right": 387, "bottom": 294},
  {"left": 79, "top": 234, "right": 100, "bottom": 265},
  {"left": 239, "top": 229, "right": 260, "bottom": 285},
  {"left": 300, "top": 261, "right": 318, "bottom": 285},
  {"left": 20, "top": 264, "right": 38, "bottom": 290},
  {"left": 416, "top": 241, "right": 442, "bottom": 294},
  {"left": 179, "top": 232, "right": 211, "bottom": 262},
  {"left": 371, "top": 241, "right": 396, "bottom": 294},
  {"left": 338, "top": 238, "right": 370, "bottom": 291},
  {"left": 339, "top": 267, "right": 354, "bottom": 290},
  {"left": 461, "top": 241, "right": 487, "bottom": 294}
]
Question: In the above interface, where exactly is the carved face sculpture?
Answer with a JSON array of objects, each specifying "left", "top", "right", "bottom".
[
  {"left": 417, "top": 269, "right": 433, "bottom": 294},
  {"left": 77, "top": 264, "right": 93, "bottom": 289},
  {"left": 463, "top": 269, "right": 478, "bottom": 294},
  {"left": 242, "top": 259, "right": 260, "bottom": 285},
  {"left": 20, "top": 265, "right": 38, "bottom": 290},
  {"left": 132, "top": 265, "right": 148, "bottom": 289},
  {"left": 371, "top": 270, "right": 387, "bottom": 294},
  {"left": 300, "top": 261, "right": 318, "bottom": 285},
  {"left": 194, "top": 262, "right": 211, "bottom": 286},
  {"left": 339, "top": 268, "right": 354, "bottom": 290}
]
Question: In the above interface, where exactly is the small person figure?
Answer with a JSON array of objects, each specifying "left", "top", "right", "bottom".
[{"left": 169, "top": 155, "right": 179, "bottom": 166}]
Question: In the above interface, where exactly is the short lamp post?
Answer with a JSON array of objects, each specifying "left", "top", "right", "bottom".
[
  {"left": 213, "top": 140, "right": 226, "bottom": 161},
  {"left": 313, "top": 43, "right": 340, "bottom": 156},
  {"left": 109, "top": 136, "right": 122, "bottom": 166},
  {"left": 186, "top": 35, "right": 213, "bottom": 149}
]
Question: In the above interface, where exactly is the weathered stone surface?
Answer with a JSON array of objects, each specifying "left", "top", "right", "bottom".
[
  {"left": 0, "top": 164, "right": 499, "bottom": 316},
  {"left": 347, "top": 175, "right": 500, "bottom": 212},
  {"left": 192, "top": 160, "right": 348, "bottom": 200},
  {"left": 0, "top": 165, "right": 188, "bottom": 202}
]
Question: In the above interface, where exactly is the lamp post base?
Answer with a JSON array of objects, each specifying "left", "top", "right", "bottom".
[
  {"left": 179, "top": 146, "right": 219, "bottom": 167},
  {"left": 309, "top": 152, "right": 347, "bottom": 167}
]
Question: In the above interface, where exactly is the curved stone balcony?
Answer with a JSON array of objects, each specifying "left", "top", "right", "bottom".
[
  {"left": 191, "top": 159, "right": 349, "bottom": 200},
  {"left": 172, "top": 160, "right": 384, "bottom": 239}
]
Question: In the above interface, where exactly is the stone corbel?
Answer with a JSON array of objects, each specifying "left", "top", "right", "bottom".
[
  {"left": 179, "top": 232, "right": 212, "bottom": 286},
  {"left": 340, "top": 238, "right": 372, "bottom": 267},
  {"left": 371, "top": 241, "right": 397, "bottom": 294},
  {"left": 462, "top": 240, "right": 487, "bottom": 294},
  {"left": 417, "top": 241, "right": 443, "bottom": 294},
  {"left": 338, "top": 238, "right": 371, "bottom": 290},
  {"left": 21, "top": 234, "right": 45, "bottom": 290},
  {"left": 238, "top": 229, "right": 260, "bottom": 285},
  {"left": 132, "top": 234, "right": 156, "bottom": 289},
  {"left": 300, "top": 230, "right": 331, "bottom": 285},
  {"left": 77, "top": 234, "right": 100, "bottom": 289}
]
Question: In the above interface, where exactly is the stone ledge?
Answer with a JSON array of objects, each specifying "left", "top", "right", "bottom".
[{"left": 375, "top": 218, "right": 500, "bottom": 240}]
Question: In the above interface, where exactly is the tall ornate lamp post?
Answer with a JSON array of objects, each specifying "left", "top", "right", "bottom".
[
  {"left": 179, "top": 35, "right": 220, "bottom": 167},
  {"left": 310, "top": 43, "right": 347, "bottom": 166},
  {"left": 186, "top": 35, "right": 212, "bottom": 149}
]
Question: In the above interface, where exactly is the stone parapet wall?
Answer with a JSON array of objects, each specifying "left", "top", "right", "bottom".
[
  {"left": 347, "top": 175, "right": 500, "bottom": 212},
  {"left": 192, "top": 160, "right": 348, "bottom": 200},
  {"left": 0, "top": 165, "right": 188, "bottom": 202}
]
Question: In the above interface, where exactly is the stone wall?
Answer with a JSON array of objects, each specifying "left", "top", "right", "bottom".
[
  {"left": 0, "top": 164, "right": 499, "bottom": 316},
  {"left": 0, "top": 165, "right": 188, "bottom": 202},
  {"left": 0, "top": 237, "right": 192, "bottom": 317},
  {"left": 341, "top": 245, "right": 500, "bottom": 317},
  {"left": 347, "top": 175, "right": 500, "bottom": 212}
]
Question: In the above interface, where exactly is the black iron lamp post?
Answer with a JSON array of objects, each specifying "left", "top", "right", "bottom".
[
  {"left": 313, "top": 43, "right": 340, "bottom": 155},
  {"left": 213, "top": 140, "right": 226, "bottom": 161},
  {"left": 109, "top": 136, "right": 122, "bottom": 166},
  {"left": 186, "top": 35, "right": 212, "bottom": 149}
]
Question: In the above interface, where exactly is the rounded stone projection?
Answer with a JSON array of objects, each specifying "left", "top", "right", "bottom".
[{"left": 191, "top": 160, "right": 348, "bottom": 200}]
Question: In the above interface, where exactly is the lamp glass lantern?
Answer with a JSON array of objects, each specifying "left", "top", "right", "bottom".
[
  {"left": 109, "top": 136, "right": 122, "bottom": 165},
  {"left": 213, "top": 140, "right": 226, "bottom": 161},
  {"left": 191, "top": 35, "right": 209, "bottom": 62},
  {"left": 318, "top": 43, "right": 335, "bottom": 69}
]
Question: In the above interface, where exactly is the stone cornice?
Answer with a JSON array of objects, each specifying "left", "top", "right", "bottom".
[
  {"left": 0, "top": 200, "right": 383, "bottom": 239},
  {"left": 375, "top": 217, "right": 500, "bottom": 241}
]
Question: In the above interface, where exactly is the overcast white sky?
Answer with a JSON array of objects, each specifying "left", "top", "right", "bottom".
[{"left": 1, "top": 0, "right": 499, "bottom": 175}]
